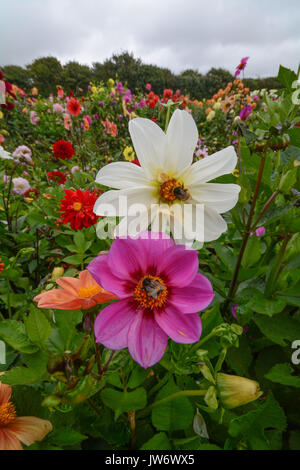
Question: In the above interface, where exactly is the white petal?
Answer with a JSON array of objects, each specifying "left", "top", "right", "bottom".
[
  {"left": 93, "top": 187, "right": 156, "bottom": 216},
  {"left": 129, "top": 117, "right": 166, "bottom": 178},
  {"left": 114, "top": 210, "right": 152, "bottom": 238},
  {"left": 202, "top": 206, "right": 228, "bottom": 242},
  {"left": 166, "top": 109, "right": 198, "bottom": 173},
  {"left": 190, "top": 183, "right": 241, "bottom": 213},
  {"left": 95, "top": 162, "right": 149, "bottom": 189},
  {"left": 180, "top": 145, "right": 237, "bottom": 185}
]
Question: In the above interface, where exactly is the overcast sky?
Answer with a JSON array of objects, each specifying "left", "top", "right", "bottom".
[{"left": 1, "top": 0, "right": 300, "bottom": 77}]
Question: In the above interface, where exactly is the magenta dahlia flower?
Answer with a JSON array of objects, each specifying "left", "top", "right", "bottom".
[
  {"left": 87, "top": 232, "right": 214, "bottom": 368},
  {"left": 235, "top": 57, "right": 249, "bottom": 77}
]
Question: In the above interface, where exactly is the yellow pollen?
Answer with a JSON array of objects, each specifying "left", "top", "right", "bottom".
[
  {"left": 134, "top": 275, "right": 168, "bottom": 310},
  {"left": 159, "top": 178, "right": 189, "bottom": 202},
  {"left": 78, "top": 285, "right": 100, "bottom": 298},
  {"left": 73, "top": 202, "right": 82, "bottom": 211},
  {"left": 0, "top": 402, "right": 17, "bottom": 427}
]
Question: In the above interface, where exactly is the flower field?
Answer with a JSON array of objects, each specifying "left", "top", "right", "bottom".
[{"left": 0, "top": 62, "right": 300, "bottom": 451}]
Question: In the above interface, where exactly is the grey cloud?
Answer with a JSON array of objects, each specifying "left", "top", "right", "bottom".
[{"left": 1, "top": 0, "right": 299, "bottom": 76}]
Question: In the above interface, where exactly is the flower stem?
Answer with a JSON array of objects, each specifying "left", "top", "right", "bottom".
[
  {"left": 251, "top": 191, "right": 278, "bottom": 231},
  {"left": 222, "top": 151, "right": 266, "bottom": 313}
]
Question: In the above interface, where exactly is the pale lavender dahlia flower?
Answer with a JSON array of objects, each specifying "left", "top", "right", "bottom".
[
  {"left": 12, "top": 145, "right": 33, "bottom": 165},
  {"left": 87, "top": 232, "right": 214, "bottom": 368},
  {"left": 12, "top": 177, "right": 30, "bottom": 195}
]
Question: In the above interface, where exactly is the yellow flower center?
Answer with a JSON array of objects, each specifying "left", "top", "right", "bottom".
[
  {"left": 0, "top": 402, "right": 17, "bottom": 427},
  {"left": 78, "top": 285, "right": 100, "bottom": 298},
  {"left": 134, "top": 275, "right": 168, "bottom": 310},
  {"left": 159, "top": 178, "right": 190, "bottom": 203},
  {"left": 73, "top": 202, "right": 82, "bottom": 211}
]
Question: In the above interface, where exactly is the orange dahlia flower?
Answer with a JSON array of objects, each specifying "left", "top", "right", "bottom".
[
  {"left": 0, "top": 381, "right": 52, "bottom": 450},
  {"left": 34, "top": 270, "right": 117, "bottom": 310}
]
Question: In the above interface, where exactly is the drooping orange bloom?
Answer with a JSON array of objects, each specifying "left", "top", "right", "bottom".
[
  {"left": 0, "top": 381, "right": 52, "bottom": 450},
  {"left": 34, "top": 270, "right": 117, "bottom": 310}
]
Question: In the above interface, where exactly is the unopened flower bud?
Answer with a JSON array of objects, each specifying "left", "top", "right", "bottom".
[
  {"left": 51, "top": 266, "right": 64, "bottom": 281},
  {"left": 216, "top": 373, "right": 263, "bottom": 409}
]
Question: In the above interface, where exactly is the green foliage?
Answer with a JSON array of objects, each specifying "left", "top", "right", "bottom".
[{"left": 0, "top": 61, "right": 299, "bottom": 451}]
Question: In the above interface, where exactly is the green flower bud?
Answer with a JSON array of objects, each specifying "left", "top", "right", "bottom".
[
  {"left": 51, "top": 266, "right": 65, "bottom": 281},
  {"left": 216, "top": 373, "right": 263, "bottom": 409}
]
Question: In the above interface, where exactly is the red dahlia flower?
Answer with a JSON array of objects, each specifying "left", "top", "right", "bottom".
[
  {"left": 67, "top": 97, "right": 81, "bottom": 116},
  {"left": 52, "top": 140, "right": 74, "bottom": 160},
  {"left": 59, "top": 189, "right": 99, "bottom": 230},
  {"left": 47, "top": 171, "right": 66, "bottom": 185},
  {"left": 0, "top": 257, "right": 4, "bottom": 274}
]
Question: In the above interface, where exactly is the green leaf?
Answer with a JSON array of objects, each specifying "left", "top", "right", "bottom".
[
  {"left": 229, "top": 394, "right": 286, "bottom": 450},
  {"left": 254, "top": 313, "right": 300, "bottom": 346},
  {"left": 24, "top": 305, "right": 52, "bottom": 345},
  {"left": 277, "top": 281, "right": 300, "bottom": 306},
  {"left": 101, "top": 387, "right": 147, "bottom": 416},
  {"left": 279, "top": 168, "right": 297, "bottom": 194},
  {"left": 54, "top": 310, "right": 82, "bottom": 349},
  {"left": 140, "top": 432, "right": 172, "bottom": 450},
  {"left": 265, "top": 363, "right": 300, "bottom": 387},
  {"left": 211, "top": 241, "right": 235, "bottom": 271},
  {"left": 288, "top": 127, "right": 300, "bottom": 148},
  {"left": 277, "top": 65, "right": 297, "bottom": 89},
  {"left": 127, "top": 365, "right": 148, "bottom": 389},
  {"left": 62, "top": 254, "right": 83, "bottom": 265},
  {"left": 49, "top": 428, "right": 88, "bottom": 447},
  {"left": 1, "top": 351, "right": 49, "bottom": 386},
  {"left": 241, "top": 235, "right": 261, "bottom": 268},
  {"left": 73, "top": 231, "right": 89, "bottom": 253},
  {"left": 0, "top": 320, "right": 39, "bottom": 353},
  {"left": 151, "top": 378, "right": 194, "bottom": 432},
  {"left": 249, "top": 294, "right": 286, "bottom": 316}
]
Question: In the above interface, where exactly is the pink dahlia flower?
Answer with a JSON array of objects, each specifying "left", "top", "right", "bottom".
[{"left": 87, "top": 232, "right": 214, "bottom": 368}]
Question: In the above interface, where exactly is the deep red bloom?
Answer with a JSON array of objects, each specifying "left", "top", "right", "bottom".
[
  {"left": 146, "top": 91, "right": 159, "bottom": 109},
  {"left": 24, "top": 188, "right": 40, "bottom": 199},
  {"left": 59, "top": 189, "right": 99, "bottom": 230},
  {"left": 3, "top": 101, "right": 15, "bottom": 111},
  {"left": 52, "top": 140, "right": 74, "bottom": 160},
  {"left": 5, "top": 81, "right": 17, "bottom": 99},
  {"left": 47, "top": 171, "right": 67, "bottom": 185},
  {"left": 0, "top": 70, "right": 3, "bottom": 80},
  {"left": 131, "top": 159, "right": 140, "bottom": 166},
  {"left": 163, "top": 88, "right": 173, "bottom": 101},
  {"left": 67, "top": 97, "right": 81, "bottom": 116}
]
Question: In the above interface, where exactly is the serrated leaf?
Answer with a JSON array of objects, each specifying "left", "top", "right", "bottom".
[
  {"left": 229, "top": 394, "right": 286, "bottom": 450},
  {"left": 0, "top": 320, "right": 39, "bottom": 353},
  {"left": 254, "top": 313, "right": 300, "bottom": 346},
  {"left": 151, "top": 378, "right": 194, "bottom": 432},
  {"left": 101, "top": 387, "right": 147, "bottom": 416},
  {"left": 25, "top": 306, "right": 51, "bottom": 344}
]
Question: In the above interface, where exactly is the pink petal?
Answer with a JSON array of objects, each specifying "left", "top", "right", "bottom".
[
  {"left": 133, "top": 231, "right": 175, "bottom": 273},
  {"left": 88, "top": 255, "right": 133, "bottom": 299},
  {"left": 0, "top": 429, "right": 23, "bottom": 450},
  {"left": 128, "top": 310, "right": 168, "bottom": 368},
  {"left": 159, "top": 246, "right": 199, "bottom": 287},
  {"left": 0, "top": 381, "right": 12, "bottom": 405},
  {"left": 108, "top": 238, "right": 146, "bottom": 280},
  {"left": 154, "top": 305, "right": 202, "bottom": 344},
  {"left": 94, "top": 299, "right": 136, "bottom": 349},
  {"left": 8, "top": 417, "right": 52, "bottom": 447},
  {"left": 168, "top": 273, "right": 214, "bottom": 313},
  {"left": 34, "top": 289, "right": 82, "bottom": 310}
]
